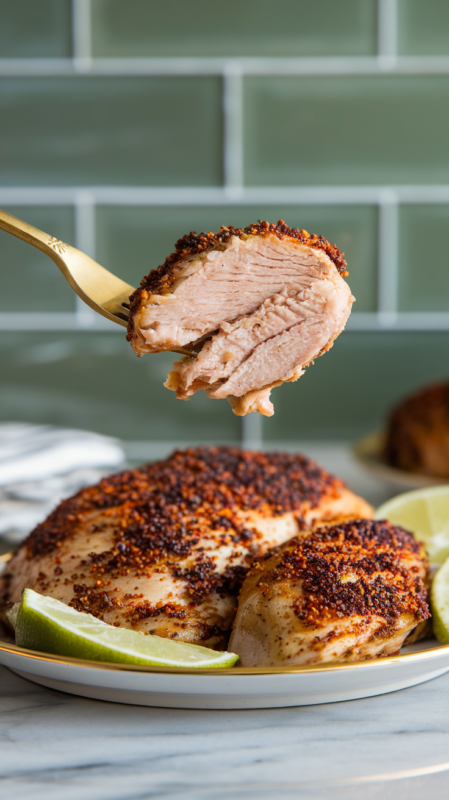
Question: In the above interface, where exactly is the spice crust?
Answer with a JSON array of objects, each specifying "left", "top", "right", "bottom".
[
  {"left": 24, "top": 446, "right": 342, "bottom": 561},
  {"left": 255, "top": 519, "right": 429, "bottom": 627}
]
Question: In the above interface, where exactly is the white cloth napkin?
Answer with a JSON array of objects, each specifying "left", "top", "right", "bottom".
[{"left": 0, "top": 423, "right": 125, "bottom": 543}]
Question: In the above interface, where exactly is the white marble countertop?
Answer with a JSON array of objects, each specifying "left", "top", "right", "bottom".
[
  {"left": 1, "top": 664, "right": 449, "bottom": 800},
  {"left": 1, "top": 443, "right": 448, "bottom": 800}
]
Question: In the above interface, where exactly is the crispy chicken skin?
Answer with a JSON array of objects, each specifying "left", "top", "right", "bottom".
[
  {"left": 385, "top": 381, "right": 449, "bottom": 479},
  {"left": 127, "top": 221, "right": 354, "bottom": 417},
  {"left": 229, "top": 519, "right": 430, "bottom": 666},
  {"left": 0, "top": 447, "right": 372, "bottom": 649}
]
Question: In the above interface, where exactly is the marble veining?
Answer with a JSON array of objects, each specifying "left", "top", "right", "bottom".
[{"left": 1, "top": 665, "right": 449, "bottom": 799}]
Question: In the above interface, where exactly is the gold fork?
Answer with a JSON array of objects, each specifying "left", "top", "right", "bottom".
[
  {"left": 0, "top": 207, "right": 134, "bottom": 327},
  {"left": 0, "top": 208, "right": 196, "bottom": 356}
]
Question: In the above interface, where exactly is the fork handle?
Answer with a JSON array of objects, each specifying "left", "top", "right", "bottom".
[{"left": 0, "top": 207, "right": 60, "bottom": 256}]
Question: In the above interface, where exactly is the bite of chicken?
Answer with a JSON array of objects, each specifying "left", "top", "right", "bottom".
[
  {"left": 229, "top": 519, "right": 430, "bottom": 666},
  {"left": 127, "top": 221, "right": 354, "bottom": 416}
]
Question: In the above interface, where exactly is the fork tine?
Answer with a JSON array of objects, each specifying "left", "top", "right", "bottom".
[
  {"left": 0, "top": 208, "right": 199, "bottom": 354},
  {"left": 0, "top": 207, "right": 135, "bottom": 328}
]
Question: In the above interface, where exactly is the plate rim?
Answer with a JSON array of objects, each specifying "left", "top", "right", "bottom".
[
  {"left": 1, "top": 635, "right": 449, "bottom": 677},
  {"left": 352, "top": 431, "right": 449, "bottom": 488}
]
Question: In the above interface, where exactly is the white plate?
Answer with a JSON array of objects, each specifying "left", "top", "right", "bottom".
[
  {"left": 353, "top": 432, "right": 449, "bottom": 491},
  {"left": 2, "top": 555, "right": 449, "bottom": 709}
]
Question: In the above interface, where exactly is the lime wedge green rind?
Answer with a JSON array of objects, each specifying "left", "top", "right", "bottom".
[
  {"left": 431, "top": 559, "right": 449, "bottom": 644},
  {"left": 15, "top": 589, "right": 239, "bottom": 669},
  {"left": 375, "top": 485, "right": 449, "bottom": 564}
]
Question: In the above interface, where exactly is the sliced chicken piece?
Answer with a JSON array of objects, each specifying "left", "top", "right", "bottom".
[
  {"left": 127, "top": 221, "right": 353, "bottom": 416},
  {"left": 229, "top": 519, "right": 430, "bottom": 666},
  {"left": 0, "top": 447, "right": 372, "bottom": 650}
]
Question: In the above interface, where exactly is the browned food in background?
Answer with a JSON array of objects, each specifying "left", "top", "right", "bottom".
[{"left": 385, "top": 381, "right": 449, "bottom": 478}]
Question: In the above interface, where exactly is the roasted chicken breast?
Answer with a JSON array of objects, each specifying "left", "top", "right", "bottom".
[
  {"left": 127, "top": 221, "right": 354, "bottom": 416},
  {"left": 1, "top": 447, "right": 372, "bottom": 649},
  {"left": 229, "top": 519, "right": 429, "bottom": 666}
]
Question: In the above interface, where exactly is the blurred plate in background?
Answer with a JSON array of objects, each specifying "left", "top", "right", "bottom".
[{"left": 353, "top": 432, "right": 449, "bottom": 492}]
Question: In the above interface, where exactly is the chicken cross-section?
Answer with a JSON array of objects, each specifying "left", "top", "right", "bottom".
[{"left": 127, "top": 221, "right": 354, "bottom": 416}]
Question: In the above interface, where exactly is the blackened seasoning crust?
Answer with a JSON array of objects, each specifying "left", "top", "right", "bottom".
[
  {"left": 229, "top": 519, "right": 430, "bottom": 666},
  {"left": 271, "top": 520, "right": 428, "bottom": 626},
  {"left": 1, "top": 447, "right": 373, "bottom": 649},
  {"left": 24, "top": 447, "right": 343, "bottom": 559}
]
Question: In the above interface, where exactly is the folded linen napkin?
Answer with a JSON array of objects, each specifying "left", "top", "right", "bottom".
[{"left": 0, "top": 423, "right": 125, "bottom": 543}]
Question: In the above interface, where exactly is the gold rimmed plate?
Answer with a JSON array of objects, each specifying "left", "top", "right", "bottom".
[
  {"left": 353, "top": 432, "right": 449, "bottom": 491},
  {"left": 1, "top": 553, "right": 449, "bottom": 708}
]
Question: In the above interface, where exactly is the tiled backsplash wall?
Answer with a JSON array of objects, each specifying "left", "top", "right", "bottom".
[{"left": 1, "top": 0, "right": 449, "bottom": 451}]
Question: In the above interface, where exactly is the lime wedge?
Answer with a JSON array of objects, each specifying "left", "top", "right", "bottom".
[
  {"left": 6, "top": 602, "right": 20, "bottom": 630},
  {"left": 15, "top": 588, "right": 239, "bottom": 669},
  {"left": 431, "top": 559, "right": 449, "bottom": 643},
  {"left": 375, "top": 486, "right": 449, "bottom": 563}
]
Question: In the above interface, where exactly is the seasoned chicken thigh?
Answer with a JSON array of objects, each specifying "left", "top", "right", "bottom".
[
  {"left": 127, "top": 221, "right": 354, "bottom": 416},
  {"left": 0, "top": 447, "right": 372, "bottom": 649},
  {"left": 229, "top": 519, "right": 429, "bottom": 666}
]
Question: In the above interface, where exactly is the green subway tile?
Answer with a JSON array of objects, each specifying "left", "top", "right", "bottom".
[
  {"left": 398, "top": 0, "right": 449, "bottom": 55},
  {"left": 263, "top": 332, "right": 449, "bottom": 441},
  {"left": 3, "top": 330, "right": 448, "bottom": 445},
  {"left": 245, "top": 76, "right": 449, "bottom": 186},
  {"left": 92, "top": 0, "right": 377, "bottom": 58},
  {"left": 96, "top": 204, "right": 377, "bottom": 313},
  {"left": 0, "top": 332, "right": 240, "bottom": 443},
  {"left": 0, "top": 0, "right": 72, "bottom": 58},
  {"left": 398, "top": 205, "right": 449, "bottom": 312},
  {"left": 0, "top": 78, "right": 222, "bottom": 186},
  {"left": 0, "top": 206, "right": 75, "bottom": 312}
]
